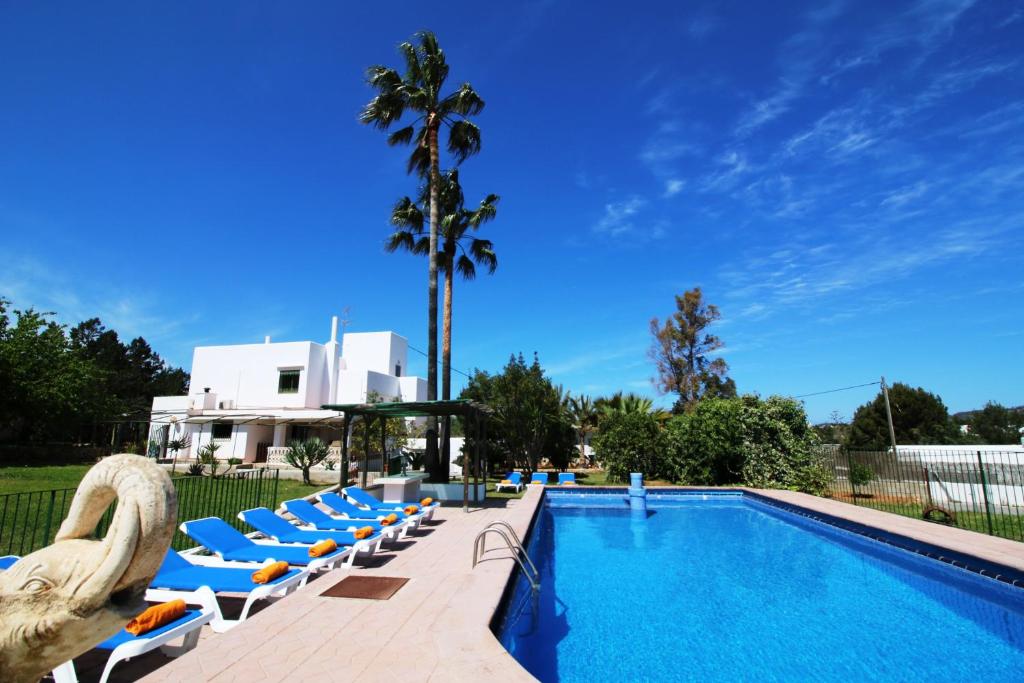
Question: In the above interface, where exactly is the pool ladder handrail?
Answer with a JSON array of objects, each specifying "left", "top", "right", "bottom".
[{"left": 472, "top": 521, "right": 540, "bottom": 591}]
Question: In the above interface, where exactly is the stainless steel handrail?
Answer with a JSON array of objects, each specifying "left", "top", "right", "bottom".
[{"left": 472, "top": 523, "right": 539, "bottom": 591}]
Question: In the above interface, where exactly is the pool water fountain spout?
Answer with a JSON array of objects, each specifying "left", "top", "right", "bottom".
[{"left": 628, "top": 472, "right": 647, "bottom": 516}]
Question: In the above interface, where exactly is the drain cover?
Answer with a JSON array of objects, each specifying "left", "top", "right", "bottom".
[{"left": 320, "top": 576, "right": 409, "bottom": 600}]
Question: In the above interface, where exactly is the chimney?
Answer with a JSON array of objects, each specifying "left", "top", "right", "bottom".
[
  {"left": 330, "top": 315, "right": 339, "bottom": 343},
  {"left": 264, "top": 335, "right": 271, "bottom": 344}
]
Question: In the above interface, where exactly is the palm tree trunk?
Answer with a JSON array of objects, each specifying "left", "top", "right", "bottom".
[
  {"left": 440, "top": 262, "right": 453, "bottom": 483},
  {"left": 425, "top": 115, "right": 441, "bottom": 481}
]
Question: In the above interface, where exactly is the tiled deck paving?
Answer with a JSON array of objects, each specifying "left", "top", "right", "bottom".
[
  {"left": 63, "top": 486, "right": 1024, "bottom": 682},
  {"left": 139, "top": 487, "right": 544, "bottom": 683}
]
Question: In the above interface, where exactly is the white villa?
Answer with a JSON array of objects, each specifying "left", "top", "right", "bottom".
[{"left": 149, "top": 316, "right": 425, "bottom": 467}]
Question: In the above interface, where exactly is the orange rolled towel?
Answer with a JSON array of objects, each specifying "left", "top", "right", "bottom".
[
  {"left": 500, "top": 479, "right": 513, "bottom": 485},
  {"left": 252, "top": 560, "right": 290, "bottom": 584},
  {"left": 354, "top": 526, "right": 374, "bottom": 540},
  {"left": 381, "top": 513, "right": 399, "bottom": 526},
  {"left": 125, "top": 599, "right": 187, "bottom": 636},
  {"left": 420, "top": 497, "right": 434, "bottom": 506},
  {"left": 404, "top": 505, "right": 419, "bottom": 515},
  {"left": 308, "top": 539, "right": 338, "bottom": 557}
]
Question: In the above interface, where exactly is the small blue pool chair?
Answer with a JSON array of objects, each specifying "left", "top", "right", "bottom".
[
  {"left": 558, "top": 472, "right": 578, "bottom": 486},
  {"left": 288, "top": 497, "right": 412, "bottom": 539},
  {"left": 530, "top": 472, "right": 549, "bottom": 485},
  {"left": 495, "top": 472, "right": 524, "bottom": 493},
  {"left": 343, "top": 485, "right": 439, "bottom": 522}
]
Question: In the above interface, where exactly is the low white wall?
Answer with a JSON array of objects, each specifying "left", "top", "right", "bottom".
[{"left": 419, "top": 482, "right": 486, "bottom": 502}]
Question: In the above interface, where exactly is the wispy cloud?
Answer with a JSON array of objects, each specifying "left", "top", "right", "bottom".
[{"left": 592, "top": 196, "right": 648, "bottom": 236}]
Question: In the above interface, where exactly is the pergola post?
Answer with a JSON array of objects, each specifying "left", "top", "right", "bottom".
[
  {"left": 380, "top": 416, "right": 387, "bottom": 478},
  {"left": 361, "top": 417, "right": 371, "bottom": 488},
  {"left": 339, "top": 414, "right": 350, "bottom": 491}
]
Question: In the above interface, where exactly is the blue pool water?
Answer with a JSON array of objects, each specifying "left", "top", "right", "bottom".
[{"left": 497, "top": 491, "right": 1024, "bottom": 682}]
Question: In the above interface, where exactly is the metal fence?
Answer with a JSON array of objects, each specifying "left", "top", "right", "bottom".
[
  {"left": 820, "top": 446, "right": 1024, "bottom": 542},
  {"left": 0, "top": 468, "right": 281, "bottom": 556}
]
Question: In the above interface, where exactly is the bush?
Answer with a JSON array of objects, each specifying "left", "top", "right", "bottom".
[
  {"left": 849, "top": 462, "right": 875, "bottom": 488},
  {"left": 227, "top": 457, "right": 242, "bottom": 466},
  {"left": 593, "top": 412, "right": 667, "bottom": 483},
  {"left": 664, "top": 399, "right": 744, "bottom": 485},
  {"left": 186, "top": 462, "right": 204, "bottom": 476}
]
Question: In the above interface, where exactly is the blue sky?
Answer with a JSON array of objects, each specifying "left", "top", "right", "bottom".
[{"left": 1, "top": 1, "right": 1021, "bottom": 422}]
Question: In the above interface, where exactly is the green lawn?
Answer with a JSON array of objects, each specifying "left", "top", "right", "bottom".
[{"left": 840, "top": 498, "right": 1024, "bottom": 543}]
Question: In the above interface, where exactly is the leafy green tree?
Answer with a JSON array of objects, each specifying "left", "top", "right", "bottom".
[
  {"left": 285, "top": 438, "right": 330, "bottom": 485},
  {"left": 846, "top": 383, "right": 959, "bottom": 450},
  {"left": 0, "top": 304, "right": 96, "bottom": 442},
  {"left": 460, "top": 353, "right": 574, "bottom": 473},
  {"left": 388, "top": 168, "right": 498, "bottom": 480},
  {"left": 649, "top": 288, "right": 735, "bottom": 413},
  {"left": 593, "top": 412, "right": 668, "bottom": 483},
  {"left": 968, "top": 402, "right": 1024, "bottom": 445},
  {"left": 361, "top": 30, "right": 485, "bottom": 481}
]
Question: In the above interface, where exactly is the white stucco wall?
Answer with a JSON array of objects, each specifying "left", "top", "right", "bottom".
[
  {"left": 191, "top": 341, "right": 322, "bottom": 409},
  {"left": 342, "top": 331, "right": 408, "bottom": 377}
]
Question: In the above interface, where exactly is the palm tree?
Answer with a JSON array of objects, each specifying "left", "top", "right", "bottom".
[
  {"left": 388, "top": 169, "right": 498, "bottom": 478},
  {"left": 360, "top": 31, "right": 484, "bottom": 481},
  {"left": 568, "top": 394, "right": 596, "bottom": 466}
]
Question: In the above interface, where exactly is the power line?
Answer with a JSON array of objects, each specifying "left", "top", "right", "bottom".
[
  {"left": 407, "top": 343, "right": 473, "bottom": 380},
  {"left": 792, "top": 381, "right": 880, "bottom": 399}
]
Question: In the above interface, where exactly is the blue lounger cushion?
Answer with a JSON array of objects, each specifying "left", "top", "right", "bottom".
[
  {"left": 285, "top": 498, "right": 391, "bottom": 527},
  {"left": 240, "top": 507, "right": 380, "bottom": 546},
  {"left": 344, "top": 486, "right": 437, "bottom": 511},
  {"left": 558, "top": 473, "right": 577, "bottom": 485},
  {"left": 319, "top": 492, "right": 414, "bottom": 520},
  {"left": 152, "top": 550, "right": 303, "bottom": 593},
  {"left": 96, "top": 609, "right": 204, "bottom": 650},
  {"left": 530, "top": 473, "right": 549, "bottom": 484},
  {"left": 180, "top": 517, "right": 348, "bottom": 566}
]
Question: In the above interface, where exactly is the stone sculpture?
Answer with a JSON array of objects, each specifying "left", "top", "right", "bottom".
[{"left": 0, "top": 454, "right": 177, "bottom": 683}]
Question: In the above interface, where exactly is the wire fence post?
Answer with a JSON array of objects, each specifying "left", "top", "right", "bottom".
[
  {"left": 845, "top": 448, "right": 858, "bottom": 504},
  {"left": 977, "top": 450, "right": 995, "bottom": 537}
]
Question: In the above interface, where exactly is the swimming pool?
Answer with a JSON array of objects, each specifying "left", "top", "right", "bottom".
[{"left": 496, "top": 489, "right": 1024, "bottom": 682}]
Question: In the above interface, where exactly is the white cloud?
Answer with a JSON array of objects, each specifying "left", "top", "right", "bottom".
[{"left": 663, "top": 179, "right": 685, "bottom": 197}]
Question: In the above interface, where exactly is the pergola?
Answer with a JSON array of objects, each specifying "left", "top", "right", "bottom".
[{"left": 320, "top": 399, "right": 493, "bottom": 512}]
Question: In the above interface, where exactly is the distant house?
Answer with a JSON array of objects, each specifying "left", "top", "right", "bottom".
[{"left": 149, "top": 316, "right": 425, "bottom": 465}]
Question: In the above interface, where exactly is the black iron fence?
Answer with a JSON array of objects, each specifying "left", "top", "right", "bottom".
[
  {"left": 820, "top": 446, "right": 1024, "bottom": 542},
  {"left": 0, "top": 468, "right": 281, "bottom": 556}
]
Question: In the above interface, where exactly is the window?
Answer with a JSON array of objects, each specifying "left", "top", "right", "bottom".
[
  {"left": 395, "top": 362, "right": 402, "bottom": 377},
  {"left": 291, "top": 425, "right": 310, "bottom": 442},
  {"left": 278, "top": 369, "right": 300, "bottom": 394},
  {"left": 211, "top": 422, "right": 233, "bottom": 440}
]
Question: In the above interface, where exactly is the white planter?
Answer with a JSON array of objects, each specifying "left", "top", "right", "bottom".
[{"left": 419, "top": 482, "right": 486, "bottom": 502}]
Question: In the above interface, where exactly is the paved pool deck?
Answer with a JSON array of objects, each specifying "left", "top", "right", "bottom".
[
  {"left": 72, "top": 485, "right": 1024, "bottom": 682},
  {"left": 138, "top": 488, "right": 544, "bottom": 683}
]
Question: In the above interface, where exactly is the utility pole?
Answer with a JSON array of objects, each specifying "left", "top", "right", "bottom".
[{"left": 881, "top": 376, "right": 898, "bottom": 456}]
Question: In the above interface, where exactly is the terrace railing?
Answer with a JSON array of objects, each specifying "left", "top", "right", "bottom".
[
  {"left": 819, "top": 446, "right": 1024, "bottom": 542},
  {"left": 0, "top": 468, "right": 281, "bottom": 556}
]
